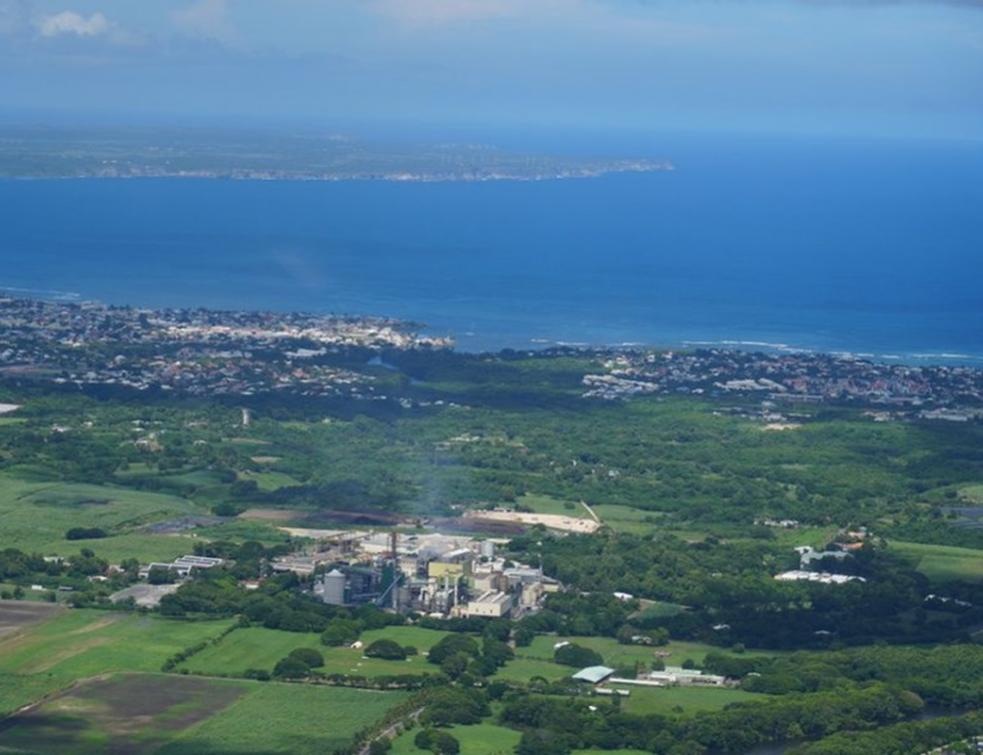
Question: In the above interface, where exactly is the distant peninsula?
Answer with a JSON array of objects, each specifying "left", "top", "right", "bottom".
[{"left": 0, "top": 125, "right": 673, "bottom": 182}]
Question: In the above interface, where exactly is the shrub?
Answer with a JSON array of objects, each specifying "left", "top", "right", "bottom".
[
  {"left": 288, "top": 647, "right": 324, "bottom": 668},
  {"left": 65, "top": 527, "right": 107, "bottom": 540}
]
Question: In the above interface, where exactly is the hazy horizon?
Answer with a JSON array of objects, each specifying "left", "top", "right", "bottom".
[{"left": 1, "top": 0, "right": 981, "bottom": 142}]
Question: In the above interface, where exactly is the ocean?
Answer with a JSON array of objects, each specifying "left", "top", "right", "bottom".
[{"left": 2, "top": 132, "right": 982, "bottom": 361}]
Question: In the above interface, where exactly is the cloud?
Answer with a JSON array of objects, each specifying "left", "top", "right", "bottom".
[
  {"left": 172, "top": 0, "right": 237, "bottom": 42},
  {"left": 37, "top": 10, "right": 109, "bottom": 38}
]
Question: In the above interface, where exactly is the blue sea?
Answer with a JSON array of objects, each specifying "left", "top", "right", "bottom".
[{"left": 2, "top": 132, "right": 982, "bottom": 361}]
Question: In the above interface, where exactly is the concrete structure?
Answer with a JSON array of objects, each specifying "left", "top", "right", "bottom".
[
  {"left": 635, "top": 667, "right": 727, "bottom": 687},
  {"left": 109, "top": 583, "right": 179, "bottom": 608},
  {"left": 140, "top": 554, "right": 223, "bottom": 579},
  {"left": 774, "top": 570, "right": 865, "bottom": 585},
  {"left": 464, "top": 590, "right": 513, "bottom": 618}
]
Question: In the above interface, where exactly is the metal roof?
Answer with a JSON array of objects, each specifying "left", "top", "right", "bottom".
[{"left": 571, "top": 666, "right": 616, "bottom": 684}]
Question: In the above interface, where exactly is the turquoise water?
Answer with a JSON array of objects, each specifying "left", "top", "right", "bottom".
[{"left": 2, "top": 134, "right": 981, "bottom": 359}]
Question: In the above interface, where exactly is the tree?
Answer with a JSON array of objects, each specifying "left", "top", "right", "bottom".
[
  {"left": 428, "top": 634, "right": 480, "bottom": 665},
  {"left": 364, "top": 639, "right": 406, "bottom": 660},
  {"left": 321, "top": 618, "right": 361, "bottom": 646},
  {"left": 554, "top": 643, "right": 603, "bottom": 668},
  {"left": 148, "top": 566, "right": 176, "bottom": 585},
  {"left": 273, "top": 656, "right": 310, "bottom": 679}
]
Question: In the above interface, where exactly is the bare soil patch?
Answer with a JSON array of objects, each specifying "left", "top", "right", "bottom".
[
  {"left": 0, "top": 601, "right": 63, "bottom": 639},
  {"left": 0, "top": 673, "right": 247, "bottom": 755}
]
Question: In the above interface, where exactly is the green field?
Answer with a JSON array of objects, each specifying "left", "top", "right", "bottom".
[
  {"left": 889, "top": 541, "right": 983, "bottom": 583},
  {"left": 604, "top": 684, "right": 765, "bottom": 716},
  {"left": 237, "top": 469, "right": 302, "bottom": 492},
  {"left": 958, "top": 485, "right": 983, "bottom": 504},
  {"left": 591, "top": 504, "right": 663, "bottom": 534},
  {"left": 180, "top": 625, "right": 450, "bottom": 678},
  {"left": 0, "top": 609, "right": 234, "bottom": 701},
  {"left": 518, "top": 493, "right": 590, "bottom": 518},
  {"left": 518, "top": 635, "right": 762, "bottom": 670},
  {"left": 0, "top": 672, "right": 405, "bottom": 755},
  {"left": 0, "top": 474, "right": 203, "bottom": 561},
  {"left": 391, "top": 722, "right": 521, "bottom": 755},
  {"left": 162, "top": 680, "right": 407, "bottom": 754}
]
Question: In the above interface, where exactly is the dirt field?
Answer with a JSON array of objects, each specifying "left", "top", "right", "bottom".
[
  {"left": 0, "top": 673, "right": 247, "bottom": 754},
  {"left": 0, "top": 602, "right": 63, "bottom": 639},
  {"left": 464, "top": 509, "right": 601, "bottom": 534}
]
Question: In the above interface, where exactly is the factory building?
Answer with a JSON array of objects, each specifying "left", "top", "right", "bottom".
[{"left": 464, "top": 590, "right": 513, "bottom": 618}]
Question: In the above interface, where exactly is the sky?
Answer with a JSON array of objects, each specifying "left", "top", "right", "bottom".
[{"left": 0, "top": 0, "right": 981, "bottom": 140}]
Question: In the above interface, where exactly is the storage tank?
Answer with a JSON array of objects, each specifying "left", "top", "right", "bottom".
[
  {"left": 480, "top": 540, "right": 495, "bottom": 559},
  {"left": 318, "top": 569, "right": 347, "bottom": 605}
]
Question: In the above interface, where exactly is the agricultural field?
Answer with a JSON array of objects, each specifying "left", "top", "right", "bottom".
[
  {"left": 888, "top": 541, "right": 983, "bottom": 583},
  {"left": 0, "top": 609, "right": 234, "bottom": 695},
  {"left": 0, "top": 672, "right": 406, "bottom": 755},
  {"left": 161, "top": 681, "right": 407, "bottom": 755},
  {"left": 179, "top": 625, "right": 449, "bottom": 678},
  {"left": 0, "top": 602, "right": 62, "bottom": 640},
  {"left": 603, "top": 684, "right": 765, "bottom": 716},
  {"left": 391, "top": 722, "right": 521, "bottom": 755},
  {"left": 0, "top": 474, "right": 203, "bottom": 562}
]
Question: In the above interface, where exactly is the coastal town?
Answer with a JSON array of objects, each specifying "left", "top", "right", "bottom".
[
  {"left": 581, "top": 348, "right": 983, "bottom": 418},
  {"left": 2, "top": 297, "right": 983, "bottom": 419},
  {"left": 0, "top": 297, "right": 450, "bottom": 399}
]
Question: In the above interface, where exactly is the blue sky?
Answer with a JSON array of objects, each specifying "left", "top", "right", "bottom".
[{"left": 1, "top": 0, "right": 981, "bottom": 139}]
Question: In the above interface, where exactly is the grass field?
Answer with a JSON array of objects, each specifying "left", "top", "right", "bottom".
[
  {"left": 391, "top": 722, "right": 521, "bottom": 755},
  {"left": 0, "top": 474, "right": 203, "bottom": 561},
  {"left": 889, "top": 541, "right": 983, "bottom": 583},
  {"left": 958, "top": 484, "right": 983, "bottom": 504},
  {"left": 0, "top": 608, "right": 234, "bottom": 707},
  {"left": 237, "top": 470, "right": 302, "bottom": 492},
  {"left": 591, "top": 504, "right": 663, "bottom": 534},
  {"left": 0, "top": 672, "right": 406, "bottom": 755},
  {"left": 518, "top": 493, "right": 590, "bottom": 518},
  {"left": 603, "top": 684, "right": 764, "bottom": 716},
  {"left": 517, "top": 635, "right": 764, "bottom": 670},
  {"left": 179, "top": 625, "right": 450, "bottom": 678}
]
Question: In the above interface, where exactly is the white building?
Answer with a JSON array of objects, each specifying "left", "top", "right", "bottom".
[{"left": 464, "top": 590, "right": 513, "bottom": 618}]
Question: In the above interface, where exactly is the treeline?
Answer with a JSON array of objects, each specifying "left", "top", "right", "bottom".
[
  {"left": 791, "top": 711, "right": 983, "bottom": 755},
  {"left": 515, "top": 531, "right": 982, "bottom": 648},
  {"left": 501, "top": 683, "right": 924, "bottom": 754},
  {"left": 703, "top": 643, "right": 983, "bottom": 709}
]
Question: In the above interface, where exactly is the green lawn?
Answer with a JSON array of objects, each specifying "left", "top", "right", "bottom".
[
  {"left": 591, "top": 504, "right": 663, "bottom": 534},
  {"left": 162, "top": 681, "right": 408, "bottom": 755},
  {"left": 0, "top": 474, "right": 204, "bottom": 562},
  {"left": 888, "top": 541, "right": 983, "bottom": 583},
  {"left": 492, "top": 656, "right": 572, "bottom": 683},
  {"left": 604, "top": 684, "right": 765, "bottom": 716},
  {"left": 391, "top": 722, "right": 521, "bottom": 755},
  {"left": 518, "top": 493, "right": 590, "bottom": 518},
  {"left": 179, "top": 625, "right": 450, "bottom": 678},
  {"left": 238, "top": 470, "right": 301, "bottom": 492}
]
